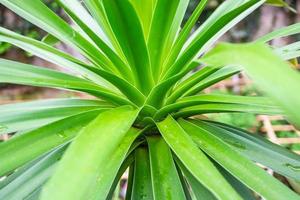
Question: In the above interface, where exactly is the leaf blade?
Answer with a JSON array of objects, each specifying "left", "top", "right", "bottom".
[
  {"left": 0, "top": 0, "right": 113, "bottom": 70},
  {"left": 102, "top": 0, "right": 153, "bottom": 94},
  {"left": 0, "top": 59, "right": 132, "bottom": 106},
  {"left": 179, "top": 119, "right": 300, "bottom": 200},
  {"left": 131, "top": 148, "right": 154, "bottom": 200},
  {"left": 147, "top": 136, "right": 186, "bottom": 200},
  {"left": 157, "top": 116, "right": 242, "bottom": 200},
  {"left": 201, "top": 42, "right": 300, "bottom": 128},
  {"left": 0, "top": 110, "right": 99, "bottom": 176},
  {"left": 198, "top": 120, "right": 300, "bottom": 181},
  {"left": 40, "top": 106, "right": 138, "bottom": 200}
]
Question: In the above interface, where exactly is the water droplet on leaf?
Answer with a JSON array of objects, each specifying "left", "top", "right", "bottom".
[
  {"left": 284, "top": 163, "right": 300, "bottom": 171},
  {"left": 57, "top": 132, "right": 66, "bottom": 138},
  {"left": 225, "top": 140, "right": 246, "bottom": 150}
]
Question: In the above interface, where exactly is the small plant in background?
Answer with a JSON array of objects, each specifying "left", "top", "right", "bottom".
[
  {"left": 0, "top": 41, "right": 10, "bottom": 54},
  {"left": 0, "top": 0, "right": 300, "bottom": 200}
]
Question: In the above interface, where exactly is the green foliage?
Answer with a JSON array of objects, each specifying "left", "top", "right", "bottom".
[
  {"left": 201, "top": 42, "right": 300, "bottom": 128},
  {"left": 0, "top": 0, "right": 299, "bottom": 199},
  {"left": 0, "top": 1, "right": 62, "bottom": 55},
  {"left": 0, "top": 41, "right": 10, "bottom": 54},
  {"left": 206, "top": 90, "right": 259, "bottom": 130},
  {"left": 266, "top": 0, "right": 296, "bottom": 12}
]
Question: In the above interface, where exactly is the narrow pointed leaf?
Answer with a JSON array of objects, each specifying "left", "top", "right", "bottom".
[
  {"left": 131, "top": 148, "right": 153, "bottom": 200},
  {"left": 0, "top": 0, "right": 113, "bottom": 69},
  {"left": 147, "top": 136, "right": 186, "bottom": 200},
  {"left": 164, "top": 0, "right": 208, "bottom": 70},
  {"left": 0, "top": 147, "right": 65, "bottom": 200},
  {"left": 183, "top": 66, "right": 240, "bottom": 97},
  {"left": 0, "top": 29, "right": 139, "bottom": 101},
  {"left": 41, "top": 106, "right": 138, "bottom": 200},
  {"left": 179, "top": 119, "right": 300, "bottom": 200},
  {"left": 214, "top": 162, "right": 256, "bottom": 200},
  {"left": 266, "top": 0, "right": 296, "bottom": 13},
  {"left": 175, "top": 157, "right": 217, "bottom": 200},
  {"left": 185, "top": 0, "right": 244, "bottom": 48},
  {"left": 174, "top": 103, "right": 282, "bottom": 118},
  {"left": 199, "top": 120, "right": 300, "bottom": 181},
  {"left": 146, "top": 61, "right": 200, "bottom": 108},
  {"left": 80, "top": 67, "right": 145, "bottom": 106},
  {"left": 0, "top": 27, "right": 107, "bottom": 86},
  {"left": 0, "top": 27, "right": 141, "bottom": 97},
  {"left": 164, "top": 0, "right": 263, "bottom": 79},
  {"left": 0, "top": 99, "right": 111, "bottom": 134},
  {"left": 275, "top": 41, "right": 300, "bottom": 60},
  {"left": 83, "top": 0, "right": 124, "bottom": 56},
  {"left": 41, "top": 34, "right": 59, "bottom": 46},
  {"left": 256, "top": 23, "right": 300, "bottom": 43},
  {"left": 106, "top": 154, "right": 135, "bottom": 200},
  {"left": 0, "top": 59, "right": 132, "bottom": 106},
  {"left": 176, "top": 94, "right": 275, "bottom": 109},
  {"left": 157, "top": 116, "right": 242, "bottom": 200},
  {"left": 130, "top": 0, "right": 155, "bottom": 39},
  {"left": 0, "top": 155, "right": 46, "bottom": 190},
  {"left": 57, "top": 0, "right": 111, "bottom": 47},
  {"left": 0, "top": 111, "right": 99, "bottom": 176},
  {"left": 57, "top": 0, "right": 133, "bottom": 81},
  {"left": 166, "top": 66, "right": 218, "bottom": 104},
  {"left": 156, "top": 94, "right": 276, "bottom": 120},
  {"left": 102, "top": 0, "right": 153, "bottom": 94},
  {"left": 93, "top": 128, "right": 141, "bottom": 199},
  {"left": 148, "top": 0, "right": 188, "bottom": 81},
  {"left": 201, "top": 42, "right": 300, "bottom": 128}
]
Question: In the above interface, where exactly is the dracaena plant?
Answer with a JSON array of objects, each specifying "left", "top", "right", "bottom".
[{"left": 0, "top": 0, "right": 300, "bottom": 199}]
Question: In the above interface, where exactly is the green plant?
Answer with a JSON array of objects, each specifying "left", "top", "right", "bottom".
[
  {"left": 0, "top": 0, "right": 300, "bottom": 199},
  {"left": 0, "top": 1, "right": 62, "bottom": 55}
]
